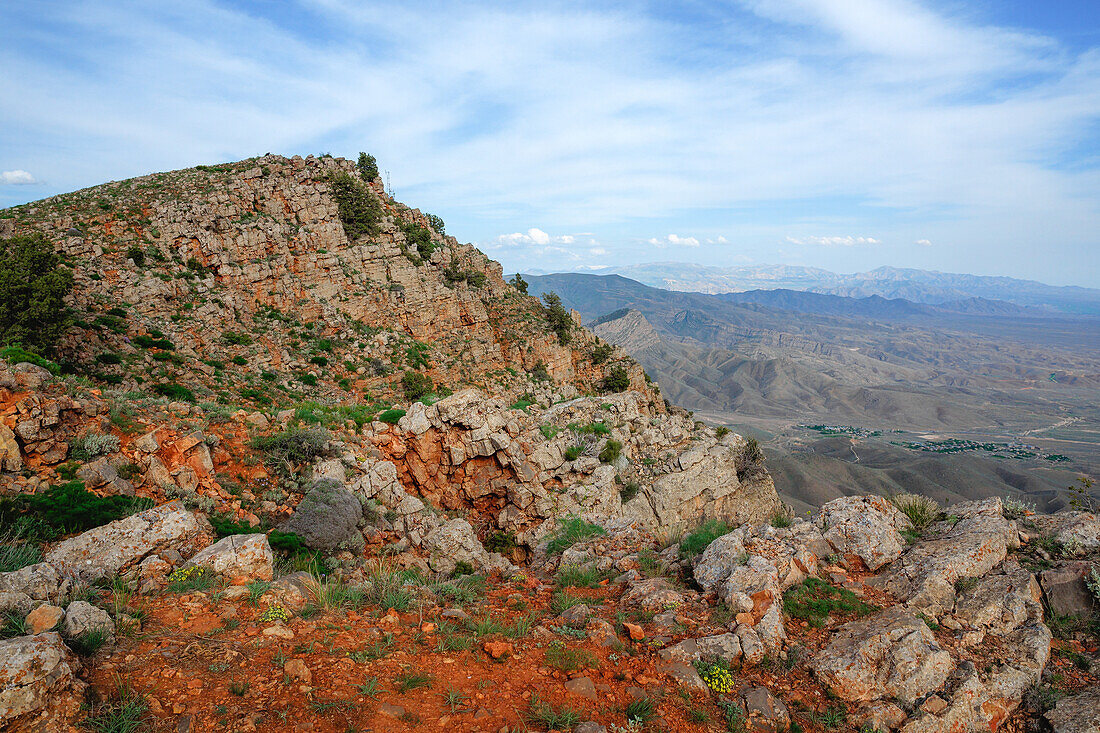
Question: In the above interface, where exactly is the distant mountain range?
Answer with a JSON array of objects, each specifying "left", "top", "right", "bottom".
[{"left": 572, "top": 263, "right": 1100, "bottom": 315}]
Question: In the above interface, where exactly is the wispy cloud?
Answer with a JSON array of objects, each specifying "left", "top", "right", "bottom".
[
  {"left": 0, "top": 1, "right": 1097, "bottom": 284},
  {"left": 916, "top": 239, "right": 932, "bottom": 246},
  {"left": 786, "top": 235, "right": 881, "bottom": 247},
  {"left": 1, "top": 170, "right": 37, "bottom": 185},
  {"left": 649, "top": 234, "right": 701, "bottom": 248}
]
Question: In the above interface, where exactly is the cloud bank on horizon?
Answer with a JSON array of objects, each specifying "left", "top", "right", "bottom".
[{"left": 0, "top": 0, "right": 1097, "bottom": 286}]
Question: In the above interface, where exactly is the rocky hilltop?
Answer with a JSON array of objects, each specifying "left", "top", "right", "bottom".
[{"left": 0, "top": 158, "right": 1096, "bottom": 732}]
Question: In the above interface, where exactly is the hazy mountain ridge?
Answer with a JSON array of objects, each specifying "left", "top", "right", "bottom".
[{"left": 605, "top": 262, "right": 1100, "bottom": 315}]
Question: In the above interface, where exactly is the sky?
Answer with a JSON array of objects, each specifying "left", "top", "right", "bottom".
[{"left": 1, "top": 1, "right": 1099, "bottom": 287}]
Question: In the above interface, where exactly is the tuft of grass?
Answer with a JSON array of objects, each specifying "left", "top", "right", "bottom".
[
  {"left": 782, "top": 577, "right": 878, "bottom": 628},
  {"left": 80, "top": 683, "right": 149, "bottom": 732},
  {"left": 550, "top": 590, "right": 587, "bottom": 615},
  {"left": 246, "top": 580, "right": 271, "bottom": 606},
  {"left": 625, "top": 697, "right": 657, "bottom": 724},
  {"left": 395, "top": 669, "right": 433, "bottom": 693},
  {"left": 889, "top": 493, "right": 941, "bottom": 534},
  {"left": 1, "top": 609, "right": 28, "bottom": 639},
  {"left": 229, "top": 681, "right": 250, "bottom": 696},
  {"left": 770, "top": 511, "right": 792, "bottom": 528},
  {"left": 356, "top": 677, "right": 380, "bottom": 697},
  {"left": 441, "top": 687, "right": 471, "bottom": 713},
  {"left": 679, "top": 519, "right": 732, "bottom": 559},
  {"left": 527, "top": 695, "right": 581, "bottom": 730},
  {"left": 544, "top": 641, "right": 597, "bottom": 673},
  {"left": 0, "top": 524, "right": 43, "bottom": 572},
  {"left": 69, "top": 627, "right": 111, "bottom": 656},
  {"left": 556, "top": 564, "right": 604, "bottom": 589},
  {"left": 546, "top": 516, "right": 606, "bottom": 555},
  {"left": 816, "top": 706, "right": 847, "bottom": 729}
]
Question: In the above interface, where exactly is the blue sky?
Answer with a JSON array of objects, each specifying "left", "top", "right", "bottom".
[{"left": 1, "top": 1, "right": 1098, "bottom": 287}]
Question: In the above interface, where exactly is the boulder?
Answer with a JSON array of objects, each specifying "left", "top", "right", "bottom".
[
  {"left": 884, "top": 498, "right": 1017, "bottom": 615},
  {"left": 0, "top": 562, "right": 63, "bottom": 601},
  {"left": 954, "top": 566, "right": 1043, "bottom": 635},
  {"left": 188, "top": 533, "right": 273, "bottom": 584},
  {"left": 743, "top": 686, "right": 791, "bottom": 733},
  {"left": 810, "top": 607, "right": 954, "bottom": 706},
  {"left": 618, "top": 576, "right": 684, "bottom": 613},
  {"left": 1040, "top": 562, "right": 1098, "bottom": 618},
  {"left": 658, "top": 633, "right": 743, "bottom": 666},
  {"left": 0, "top": 422, "right": 22, "bottom": 471},
  {"left": 1028, "top": 512, "right": 1100, "bottom": 551},
  {"left": 1047, "top": 686, "right": 1100, "bottom": 733},
  {"left": 0, "top": 633, "right": 86, "bottom": 731},
  {"left": 284, "top": 478, "right": 362, "bottom": 552},
  {"left": 421, "top": 518, "right": 513, "bottom": 575},
  {"left": 819, "top": 495, "right": 908, "bottom": 571},
  {"left": 45, "top": 501, "right": 212, "bottom": 581},
  {"left": 60, "top": 600, "right": 115, "bottom": 641}
]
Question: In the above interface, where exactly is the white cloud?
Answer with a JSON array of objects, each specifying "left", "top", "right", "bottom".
[
  {"left": 786, "top": 235, "right": 881, "bottom": 247},
  {"left": 916, "top": 239, "right": 932, "bottom": 246},
  {"left": 648, "top": 233, "right": 701, "bottom": 248},
  {"left": 1, "top": 170, "right": 37, "bottom": 185},
  {"left": 589, "top": 247, "right": 607, "bottom": 256}
]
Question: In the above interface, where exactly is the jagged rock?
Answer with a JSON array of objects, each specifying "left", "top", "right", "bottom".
[
  {"left": 810, "top": 607, "right": 954, "bottom": 706},
  {"left": 856, "top": 701, "right": 907, "bottom": 732},
  {"left": 743, "top": 686, "right": 790, "bottom": 733},
  {"left": 25, "top": 605, "right": 64, "bottom": 634},
  {"left": 954, "top": 566, "right": 1042, "bottom": 635},
  {"left": 1047, "top": 686, "right": 1100, "bottom": 733},
  {"left": 1040, "top": 562, "right": 1098, "bottom": 617},
  {"left": 619, "top": 576, "right": 684, "bottom": 613},
  {"left": 0, "top": 592, "right": 37, "bottom": 617},
  {"left": 60, "top": 600, "right": 115, "bottom": 641},
  {"left": 658, "top": 633, "right": 743, "bottom": 666},
  {"left": 187, "top": 533, "right": 274, "bottom": 584},
  {"left": 285, "top": 478, "right": 362, "bottom": 552},
  {"left": 560, "top": 604, "right": 591, "bottom": 628},
  {"left": 133, "top": 430, "right": 159, "bottom": 453},
  {"left": 819, "top": 495, "right": 909, "bottom": 571},
  {"left": 0, "top": 562, "right": 63, "bottom": 601},
  {"left": 0, "top": 632, "right": 86, "bottom": 731},
  {"left": 421, "top": 518, "right": 512, "bottom": 575},
  {"left": 885, "top": 498, "right": 1018, "bottom": 615},
  {"left": 45, "top": 501, "right": 212, "bottom": 581},
  {"left": 0, "top": 422, "right": 22, "bottom": 471},
  {"left": 1028, "top": 512, "right": 1100, "bottom": 551},
  {"left": 265, "top": 571, "right": 313, "bottom": 612}
]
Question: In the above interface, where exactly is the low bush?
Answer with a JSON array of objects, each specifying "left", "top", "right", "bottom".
[
  {"left": 598, "top": 439, "right": 622, "bottom": 464},
  {"left": 546, "top": 516, "right": 606, "bottom": 555},
  {"left": 152, "top": 383, "right": 194, "bottom": 402},
  {"left": 782, "top": 576, "right": 878, "bottom": 627},
  {"left": 401, "top": 370, "right": 433, "bottom": 401},
  {"left": 679, "top": 519, "right": 732, "bottom": 559},
  {"left": 133, "top": 335, "right": 174, "bottom": 350},
  {"left": 890, "top": 493, "right": 942, "bottom": 533},
  {"left": 251, "top": 427, "right": 330, "bottom": 467},
  {"left": 69, "top": 431, "right": 121, "bottom": 461},
  {"left": 601, "top": 366, "right": 630, "bottom": 392},
  {"left": 0, "top": 481, "right": 152, "bottom": 541},
  {"left": 378, "top": 408, "right": 406, "bottom": 424}
]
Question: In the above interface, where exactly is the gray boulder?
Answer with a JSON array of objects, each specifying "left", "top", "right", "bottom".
[
  {"left": 60, "top": 600, "right": 115, "bottom": 641},
  {"left": 819, "top": 495, "right": 909, "bottom": 571},
  {"left": 1047, "top": 686, "right": 1100, "bottom": 733},
  {"left": 188, "top": 533, "right": 273, "bottom": 584}
]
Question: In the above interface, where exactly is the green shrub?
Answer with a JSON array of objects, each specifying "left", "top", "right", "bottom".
[
  {"left": 231, "top": 356, "right": 247, "bottom": 366},
  {"left": 0, "top": 233, "right": 73, "bottom": 354},
  {"left": 509, "top": 273, "right": 529, "bottom": 294},
  {"left": 357, "top": 152, "right": 379, "bottom": 181},
  {"left": 209, "top": 513, "right": 254, "bottom": 538},
  {"left": 378, "top": 408, "right": 406, "bottom": 424},
  {"left": 591, "top": 343, "right": 613, "bottom": 364},
  {"left": 716, "top": 426, "right": 730, "bottom": 439},
  {"left": 251, "top": 427, "right": 329, "bottom": 466},
  {"left": 564, "top": 445, "right": 584, "bottom": 461},
  {"left": 399, "top": 220, "right": 435, "bottom": 263},
  {"left": 268, "top": 530, "right": 309, "bottom": 555},
  {"left": 0, "top": 346, "right": 60, "bottom": 374},
  {"left": 782, "top": 577, "right": 878, "bottom": 627},
  {"left": 401, "top": 370, "right": 433, "bottom": 401},
  {"left": 126, "top": 245, "right": 145, "bottom": 266},
  {"left": 602, "top": 365, "right": 630, "bottom": 392},
  {"left": 426, "top": 213, "right": 445, "bottom": 236},
  {"left": 0, "top": 481, "right": 153, "bottom": 541},
  {"left": 299, "top": 374, "right": 318, "bottom": 387},
  {"left": 329, "top": 171, "right": 382, "bottom": 240},
  {"left": 222, "top": 331, "right": 252, "bottom": 345},
  {"left": 598, "top": 439, "right": 622, "bottom": 464},
  {"left": 771, "top": 511, "right": 792, "bottom": 528},
  {"left": 152, "top": 383, "right": 194, "bottom": 402},
  {"left": 0, "top": 525, "right": 42, "bottom": 573},
  {"left": 310, "top": 355, "right": 328, "bottom": 366},
  {"left": 542, "top": 292, "right": 572, "bottom": 345},
  {"left": 619, "top": 480, "right": 641, "bottom": 503},
  {"left": 132, "top": 334, "right": 174, "bottom": 350},
  {"left": 679, "top": 519, "right": 732, "bottom": 559},
  {"left": 483, "top": 530, "right": 518, "bottom": 554},
  {"left": 527, "top": 695, "right": 580, "bottom": 730},
  {"left": 96, "top": 352, "right": 122, "bottom": 365},
  {"left": 546, "top": 516, "right": 606, "bottom": 555}
]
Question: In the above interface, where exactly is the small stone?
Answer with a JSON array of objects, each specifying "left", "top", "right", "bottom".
[
  {"left": 378, "top": 702, "right": 406, "bottom": 719},
  {"left": 564, "top": 676, "right": 597, "bottom": 700},
  {"left": 920, "top": 696, "right": 948, "bottom": 715},
  {"left": 575, "top": 723, "right": 608, "bottom": 733},
  {"left": 483, "top": 640, "right": 513, "bottom": 659},
  {"left": 263, "top": 625, "right": 294, "bottom": 639},
  {"left": 623, "top": 622, "right": 645, "bottom": 641},
  {"left": 283, "top": 659, "right": 311, "bottom": 684},
  {"left": 25, "top": 605, "right": 64, "bottom": 634}
]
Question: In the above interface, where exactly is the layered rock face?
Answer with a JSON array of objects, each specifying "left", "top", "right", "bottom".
[{"left": 4, "top": 154, "right": 650, "bottom": 404}]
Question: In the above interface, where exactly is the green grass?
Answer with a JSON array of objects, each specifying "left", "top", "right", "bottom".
[
  {"left": 395, "top": 669, "right": 433, "bottom": 692},
  {"left": 546, "top": 516, "right": 606, "bottom": 555},
  {"left": 68, "top": 627, "right": 111, "bottom": 656},
  {"left": 79, "top": 685, "right": 149, "bottom": 732},
  {"left": 544, "top": 641, "right": 597, "bottom": 673},
  {"left": 625, "top": 697, "right": 657, "bottom": 724},
  {"left": 0, "top": 524, "right": 42, "bottom": 572},
  {"left": 782, "top": 577, "right": 878, "bottom": 628},
  {"left": 550, "top": 590, "right": 587, "bottom": 615},
  {"left": 441, "top": 687, "right": 471, "bottom": 713},
  {"left": 679, "top": 519, "right": 733, "bottom": 559},
  {"left": 1, "top": 609, "right": 28, "bottom": 639},
  {"left": 889, "top": 493, "right": 941, "bottom": 533},
  {"left": 356, "top": 677, "right": 380, "bottom": 697},
  {"left": 556, "top": 564, "right": 605, "bottom": 588},
  {"left": 527, "top": 695, "right": 581, "bottom": 730},
  {"left": 378, "top": 408, "right": 406, "bottom": 424}
]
